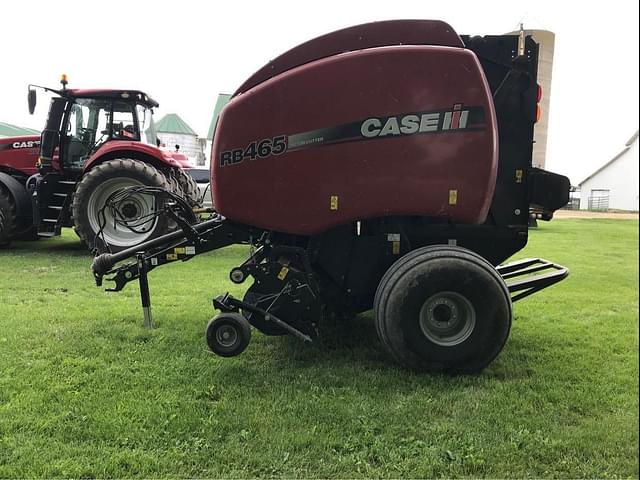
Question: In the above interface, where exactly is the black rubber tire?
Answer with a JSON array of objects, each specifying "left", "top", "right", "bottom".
[
  {"left": 15, "top": 226, "right": 40, "bottom": 241},
  {"left": 205, "top": 313, "right": 252, "bottom": 357},
  {"left": 374, "top": 245, "right": 512, "bottom": 374},
  {"left": 0, "top": 186, "right": 16, "bottom": 247},
  {"left": 72, "top": 158, "right": 172, "bottom": 254},
  {"left": 164, "top": 170, "right": 180, "bottom": 196},
  {"left": 176, "top": 169, "right": 202, "bottom": 208}
]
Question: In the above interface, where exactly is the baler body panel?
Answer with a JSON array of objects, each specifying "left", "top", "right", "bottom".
[
  {"left": 0, "top": 135, "right": 41, "bottom": 177},
  {"left": 234, "top": 19, "right": 463, "bottom": 96},
  {"left": 213, "top": 45, "right": 497, "bottom": 236}
]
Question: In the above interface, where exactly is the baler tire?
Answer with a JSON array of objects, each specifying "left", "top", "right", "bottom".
[
  {"left": 72, "top": 158, "right": 172, "bottom": 254},
  {"left": 0, "top": 186, "right": 17, "bottom": 247},
  {"left": 206, "top": 313, "right": 252, "bottom": 357},
  {"left": 176, "top": 169, "right": 202, "bottom": 208},
  {"left": 374, "top": 245, "right": 512, "bottom": 374}
]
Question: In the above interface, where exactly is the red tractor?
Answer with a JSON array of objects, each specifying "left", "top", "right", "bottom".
[
  {"left": 92, "top": 21, "right": 571, "bottom": 373},
  {"left": 0, "top": 78, "right": 201, "bottom": 252}
]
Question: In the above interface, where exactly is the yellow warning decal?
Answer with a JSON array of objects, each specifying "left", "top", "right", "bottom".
[
  {"left": 174, "top": 247, "right": 186, "bottom": 254},
  {"left": 277, "top": 266, "right": 289, "bottom": 280},
  {"left": 515, "top": 169, "right": 523, "bottom": 183},
  {"left": 449, "top": 190, "right": 458, "bottom": 205},
  {"left": 166, "top": 253, "right": 178, "bottom": 261},
  {"left": 392, "top": 241, "right": 401, "bottom": 255},
  {"left": 330, "top": 195, "right": 339, "bottom": 210}
]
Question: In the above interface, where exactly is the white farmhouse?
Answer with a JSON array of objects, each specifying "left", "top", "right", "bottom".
[{"left": 579, "top": 131, "right": 639, "bottom": 211}]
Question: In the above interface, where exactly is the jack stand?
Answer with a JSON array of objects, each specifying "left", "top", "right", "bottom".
[{"left": 137, "top": 252, "right": 155, "bottom": 328}]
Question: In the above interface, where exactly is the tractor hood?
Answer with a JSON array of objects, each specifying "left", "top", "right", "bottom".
[
  {"left": 0, "top": 135, "right": 41, "bottom": 176},
  {"left": 166, "top": 150, "right": 193, "bottom": 168}
]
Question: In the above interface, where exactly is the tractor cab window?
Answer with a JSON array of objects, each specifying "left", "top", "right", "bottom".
[
  {"left": 112, "top": 102, "right": 139, "bottom": 141},
  {"left": 62, "top": 98, "right": 110, "bottom": 170},
  {"left": 136, "top": 104, "right": 158, "bottom": 146}
]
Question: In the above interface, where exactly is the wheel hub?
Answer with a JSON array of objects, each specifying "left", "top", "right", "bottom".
[
  {"left": 419, "top": 291, "right": 476, "bottom": 346},
  {"left": 86, "top": 177, "right": 158, "bottom": 247},
  {"left": 216, "top": 325, "right": 238, "bottom": 347},
  {"left": 121, "top": 202, "right": 138, "bottom": 219}
]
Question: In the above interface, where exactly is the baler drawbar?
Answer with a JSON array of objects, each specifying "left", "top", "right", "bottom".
[{"left": 92, "top": 20, "right": 571, "bottom": 373}]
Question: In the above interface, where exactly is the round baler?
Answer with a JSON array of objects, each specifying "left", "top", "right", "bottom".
[{"left": 92, "top": 20, "right": 570, "bottom": 373}]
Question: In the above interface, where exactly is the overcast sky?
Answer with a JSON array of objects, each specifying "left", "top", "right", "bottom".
[{"left": 2, "top": 0, "right": 638, "bottom": 183}]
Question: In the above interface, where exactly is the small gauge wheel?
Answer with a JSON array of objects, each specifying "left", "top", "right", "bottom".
[
  {"left": 205, "top": 312, "right": 252, "bottom": 357},
  {"left": 229, "top": 268, "right": 246, "bottom": 284}
]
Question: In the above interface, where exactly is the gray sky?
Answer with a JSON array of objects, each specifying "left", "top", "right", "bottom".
[{"left": 2, "top": 0, "right": 638, "bottom": 184}]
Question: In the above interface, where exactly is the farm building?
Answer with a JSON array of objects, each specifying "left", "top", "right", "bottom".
[
  {"left": 155, "top": 113, "right": 205, "bottom": 165},
  {"left": 579, "top": 130, "right": 639, "bottom": 211},
  {"left": 0, "top": 122, "right": 39, "bottom": 138},
  {"left": 205, "top": 94, "right": 232, "bottom": 165}
]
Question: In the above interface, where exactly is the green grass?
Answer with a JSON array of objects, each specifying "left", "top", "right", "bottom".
[{"left": 0, "top": 219, "right": 637, "bottom": 478}]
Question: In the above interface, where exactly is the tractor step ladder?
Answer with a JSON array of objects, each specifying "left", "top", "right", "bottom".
[{"left": 36, "top": 175, "right": 77, "bottom": 236}]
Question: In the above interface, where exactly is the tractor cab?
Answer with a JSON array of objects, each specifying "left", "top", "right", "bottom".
[
  {"left": 21, "top": 77, "right": 200, "bottom": 244},
  {"left": 29, "top": 78, "right": 160, "bottom": 176}
]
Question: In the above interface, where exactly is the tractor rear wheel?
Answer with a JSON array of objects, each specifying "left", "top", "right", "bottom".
[
  {"left": 72, "top": 159, "right": 173, "bottom": 254},
  {"left": 374, "top": 245, "right": 512, "bottom": 374},
  {"left": 0, "top": 186, "right": 16, "bottom": 247},
  {"left": 176, "top": 169, "right": 202, "bottom": 208}
]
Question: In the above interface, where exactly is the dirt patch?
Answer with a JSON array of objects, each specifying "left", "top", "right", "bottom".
[{"left": 554, "top": 210, "right": 638, "bottom": 220}]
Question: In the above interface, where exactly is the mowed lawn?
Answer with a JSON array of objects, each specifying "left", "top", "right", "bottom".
[{"left": 0, "top": 219, "right": 637, "bottom": 478}]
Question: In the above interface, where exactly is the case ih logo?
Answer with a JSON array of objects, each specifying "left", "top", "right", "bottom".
[
  {"left": 220, "top": 104, "right": 485, "bottom": 167},
  {"left": 12, "top": 140, "right": 40, "bottom": 149},
  {"left": 361, "top": 104, "right": 471, "bottom": 138},
  {"left": 0, "top": 140, "right": 41, "bottom": 152}
]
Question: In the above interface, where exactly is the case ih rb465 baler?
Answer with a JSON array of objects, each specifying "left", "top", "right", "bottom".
[{"left": 92, "top": 20, "right": 571, "bottom": 373}]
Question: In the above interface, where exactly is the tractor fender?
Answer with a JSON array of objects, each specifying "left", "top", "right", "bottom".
[
  {"left": 0, "top": 172, "right": 32, "bottom": 222},
  {"left": 83, "top": 141, "right": 185, "bottom": 172}
]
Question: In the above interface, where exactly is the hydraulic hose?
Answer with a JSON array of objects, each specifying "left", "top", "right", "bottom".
[{"left": 91, "top": 216, "right": 223, "bottom": 278}]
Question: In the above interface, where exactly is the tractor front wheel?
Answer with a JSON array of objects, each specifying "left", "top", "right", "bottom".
[
  {"left": 0, "top": 186, "right": 16, "bottom": 247},
  {"left": 72, "top": 159, "right": 172, "bottom": 253},
  {"left": 374, "top": 245, "right": 512, "bottom": 374}
]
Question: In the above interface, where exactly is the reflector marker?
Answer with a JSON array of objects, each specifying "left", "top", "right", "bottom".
[{"left": 277, "top": 266, "right": 289, "bottom": 280}]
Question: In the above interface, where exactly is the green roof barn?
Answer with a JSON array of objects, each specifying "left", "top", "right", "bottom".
[
  {"left": 154, "top": 113, "right": 204, "bottom": 165},
  {"left": 207, "top": 94, "right": 232, "bottom": 140},
  {"left": 0, "top": 122, "right": 39, "bottom": 138},
  {"left": 155, "top": 113, "right": 197, "bottom": 136}
]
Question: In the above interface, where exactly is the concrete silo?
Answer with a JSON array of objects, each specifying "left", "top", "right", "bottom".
[{"left": 507, "top": 27, "right": 555, "bottom": 169}]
